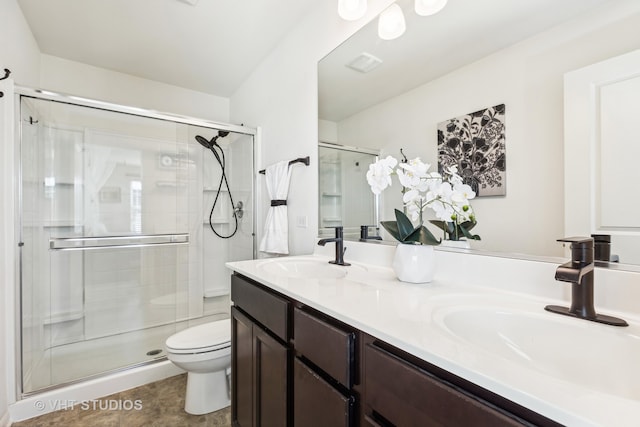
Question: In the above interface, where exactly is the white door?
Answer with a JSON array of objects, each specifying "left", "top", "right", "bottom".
[{"left": 564, "top": 49, "right": 640, "bottom": 264}]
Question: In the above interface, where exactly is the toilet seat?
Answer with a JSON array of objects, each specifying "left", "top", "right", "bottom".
[{"left": 166, "top": 319, "right": 231, "bottom": 354}]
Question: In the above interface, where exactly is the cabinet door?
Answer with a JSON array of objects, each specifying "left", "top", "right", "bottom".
[
  {"left": 232, "top": 307, "right": 255, "bottom": 427},
  {"left": 254, "top": 326, "right": 289, "bottom": 427},
  {"left": 293, "top": 358, "right": 354, "bottom": 427},
  {"left": 365, "top": 344, "right": 523, "bottom": 427}
]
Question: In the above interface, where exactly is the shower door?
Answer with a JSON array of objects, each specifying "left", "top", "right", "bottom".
[{"left": 19, "top": 94, "right": 255, "bottom": 393}]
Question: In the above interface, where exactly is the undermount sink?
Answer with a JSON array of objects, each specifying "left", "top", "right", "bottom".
[
  {"left": 433, "top": 301, "right": 640, "bottom": 400},
  {"left": 256, "top": 257, "right": 366, "bottom": 279}
]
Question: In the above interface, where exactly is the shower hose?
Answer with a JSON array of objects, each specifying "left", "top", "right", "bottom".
[{"left": 206, "top": 141, "right": 239, "bottom": 239}]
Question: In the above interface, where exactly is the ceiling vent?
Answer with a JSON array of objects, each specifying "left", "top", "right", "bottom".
[{"left": 346, "top": 52, "right": 383, "bottom": 73}]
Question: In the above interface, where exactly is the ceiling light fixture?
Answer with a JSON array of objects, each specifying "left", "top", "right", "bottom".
[
  {"left": 378, "top": 3, "right": 406, "bottom": 41},
  {"left": 414, "top": 0, "right": 448, "bottom": 16},
  {"left": 338, "top": 0, "right": 368, "bottom": 21}
]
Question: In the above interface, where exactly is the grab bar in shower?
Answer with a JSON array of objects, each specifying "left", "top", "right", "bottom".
[{"left": 49, "top": 233, "right": 189, "bottom": 251}]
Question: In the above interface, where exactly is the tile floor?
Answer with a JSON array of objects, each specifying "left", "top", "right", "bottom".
[{"left": 12, "top": 374, "right": 231, "bottom": 427}]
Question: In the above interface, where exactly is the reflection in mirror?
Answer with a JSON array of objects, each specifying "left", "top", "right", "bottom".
[
  {"left": 318, "top": 143, "right": 379, "bottom": 238},
  {"left": 564, "top": 49, "right": 640, "bottom": 266},
  {"left": 318, "top": 0, "right": 640, "bottom": 269}
]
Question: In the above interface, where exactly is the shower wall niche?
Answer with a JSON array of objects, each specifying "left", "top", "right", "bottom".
[{"left": 18, "top": 93, "right": 255, "bottom": 394}]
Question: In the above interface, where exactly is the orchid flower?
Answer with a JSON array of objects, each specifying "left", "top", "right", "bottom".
[
  {"left": 367, "top": 155, "right": 480, "bottom": 243},
  {"left": 366, "top": 155, "right": 397, "bottom": 195}
]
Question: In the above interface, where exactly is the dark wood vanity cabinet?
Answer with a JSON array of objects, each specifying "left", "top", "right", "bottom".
[
  {"left": 231, "top": 273, "right": 359, "bottom": 427},
  {"left": 231, "top": 273, "right": 560, "bottom": 427},
  {"left": 231, "top": 275, "right": 290, "bottom": 427}
]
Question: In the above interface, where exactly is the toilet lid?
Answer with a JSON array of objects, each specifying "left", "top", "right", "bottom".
[{"left": 166, "top": 319, "right": 231, "bottom": 353}]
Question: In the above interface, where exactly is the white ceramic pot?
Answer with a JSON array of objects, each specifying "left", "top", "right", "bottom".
[{"left": 392, "top": 244, "right": 436, "bottom": 284}]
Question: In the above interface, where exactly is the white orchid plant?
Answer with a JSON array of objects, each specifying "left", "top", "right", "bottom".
[{"left": 366, "top": 155, "right": 480, "bottom": 245}]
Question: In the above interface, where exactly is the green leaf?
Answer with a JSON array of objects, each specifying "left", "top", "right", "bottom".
[
  {"left": 459, "top": 222, "right": 481, "bottom": 241},
  {"left": 429, "top": 220, "right": 455, "bottom": 235},
  {"left": 459, "top": 220, "right": 477, "bottom": 232},
  {"left": 429, "top": 219, "right": 481, "bottom": 241},
  {"left": 380, "top": 220, "right": 402, "bottom": 242},
  {"left": 394, "top": 209, "right": 415, "bottom": 241},
  {"left": 381, "top": 209, "right": 445, "bottom": 245},
  {"left": 407, "top": 225, "right": 441, "bottom": 245}
]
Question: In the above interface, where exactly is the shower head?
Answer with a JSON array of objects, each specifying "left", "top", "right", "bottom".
[
  {"left": 195, "top": 131, "right": 229, "bottom": 150},
  {"left": 195, "top": 135, "right": 212, "bottom": 150}
]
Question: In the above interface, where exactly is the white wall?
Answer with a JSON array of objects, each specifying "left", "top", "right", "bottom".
[
  {"left": 40, "top": 55, "right": 230, "bottom": 123},
  {"left": 337, "top": 2, "right": 640, "bottom": 257},
  {"left": 231, "top": 0, "right": 395, "bottom": 256},
  {"left": 0, "top": 0, "right": 40, "bottom": 87},
  {"left": 318, "top": 119, "right": 338, "bottom": 143},
  {"left": 0, "top": 0, "right": 41, "bottom": 422}
]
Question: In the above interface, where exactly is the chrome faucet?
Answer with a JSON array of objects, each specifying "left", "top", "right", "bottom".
[
  {"left": 545, "top": 237, "right": 627, "bottom": 326},
  {"left": 359, "top": 225, "right": 383, "bottom": 242},
  {"left": 317, "top": 226, "right": 350, "bottom": 266}
]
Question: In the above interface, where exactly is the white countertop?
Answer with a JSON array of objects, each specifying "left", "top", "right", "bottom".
[{"left": 226, "top": 242, "right": 640, "bottom": 427}]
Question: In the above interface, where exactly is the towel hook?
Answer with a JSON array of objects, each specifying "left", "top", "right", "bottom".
[{"left": 0, "top": 68, "right": 12, "bottom": 98}]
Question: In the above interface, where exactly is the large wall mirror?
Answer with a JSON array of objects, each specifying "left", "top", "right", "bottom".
[{"left": 318, "top": 0, "right": 640, "bottom": 268}]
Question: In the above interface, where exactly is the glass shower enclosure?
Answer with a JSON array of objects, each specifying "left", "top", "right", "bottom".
[{"left": 17, "top": 90, "right": 255, "bottom": 394}]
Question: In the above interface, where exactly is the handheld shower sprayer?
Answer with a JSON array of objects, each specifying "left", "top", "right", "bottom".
[
  {"left": 195, "top": 131, "right": 229, "bottom": 150},
  {"left": 196, "top": 131, "right": 240, "bottom": 239},
  {"left": 195, "top": 135, "right": 213, "bottom": 150}
]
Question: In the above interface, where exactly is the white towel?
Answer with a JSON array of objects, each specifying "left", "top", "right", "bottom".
[{"left": 259, "top": 161, "right": 293, "bottom": 254}]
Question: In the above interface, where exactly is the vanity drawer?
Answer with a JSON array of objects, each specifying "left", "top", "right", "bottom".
[
  {"left": 293, "top": 357, "right": 354, "bottom": 427},
  {"left": 231, "top": 274, "right": 290, "bottom": 342},
  {"left": 294, "top": 307, "right": 355, "bottom": 388},
  {"left": 364, "top": 343, "right": 523, "bottom": 427}
]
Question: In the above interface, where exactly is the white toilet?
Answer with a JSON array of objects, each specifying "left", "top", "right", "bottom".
[{"left": 165, "top": 318, "right": 231, "bottom": 415}]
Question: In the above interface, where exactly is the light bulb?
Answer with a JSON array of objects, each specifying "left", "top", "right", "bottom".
[
  {"left": 338, "top": 0, "right": 367, "bottom": 21},
  {"left": 415, "top": 0, "right": 448, "bottom": 16},
  {"left": 378, "top": 3, "right": 406, "bottom": 41}
]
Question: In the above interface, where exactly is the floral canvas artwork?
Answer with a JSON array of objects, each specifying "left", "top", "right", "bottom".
[{"left": 437, "top": 104, "right": 506, "bottom": 197}]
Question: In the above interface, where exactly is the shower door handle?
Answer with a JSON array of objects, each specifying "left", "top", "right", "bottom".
[{"left": 49, "top": 233, "right": 189, "bottom": 251}]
